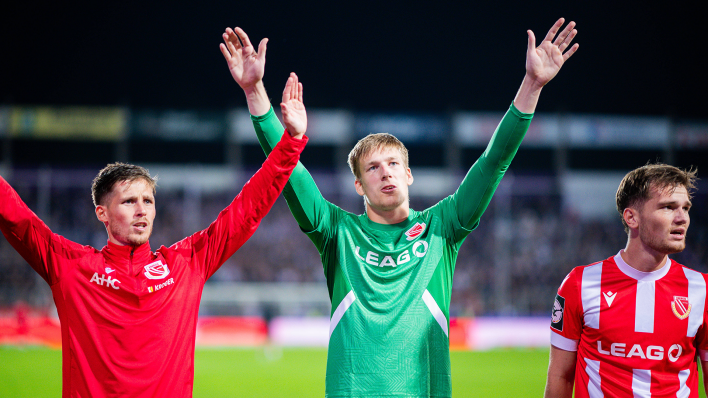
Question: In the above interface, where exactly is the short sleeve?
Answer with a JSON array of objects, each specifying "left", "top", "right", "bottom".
[{"left": 550, "top": 267, "right": 584, "bottom": 352}]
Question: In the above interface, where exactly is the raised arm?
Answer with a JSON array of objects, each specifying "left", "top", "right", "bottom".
[
  {"left": 448, "top": 18, "right": 578, "bottom": 235},
  {"left": 0, "top": 176, "right": 81, "bottom": 284},
  {"left": 189, "top": 129, "right": 307, "bottom": 280},
  {"left": 221, "top": 28, "right": 336, "bottom": 241}
]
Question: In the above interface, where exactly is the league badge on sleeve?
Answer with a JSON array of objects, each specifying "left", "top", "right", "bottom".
[
  {"left": 671, "top": 296, "right": 691, "bottom": 320},
  {"left": 551, "top": 294, "right": 565, "bottom": 331}
]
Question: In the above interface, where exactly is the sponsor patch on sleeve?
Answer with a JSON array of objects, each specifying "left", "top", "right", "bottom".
[{"left": 551, "top": 294, "right": 565, "bottom": 332}]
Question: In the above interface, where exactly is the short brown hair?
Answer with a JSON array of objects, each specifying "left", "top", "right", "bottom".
[
  {"left": 92, "top": 163, "right": 157, "bottom": 206},
  {"left": 616, "top": 163, "right": 697, "bottom": 233},
  {"left": 347, "top": 133, "right": 409, "bottom": 180}
]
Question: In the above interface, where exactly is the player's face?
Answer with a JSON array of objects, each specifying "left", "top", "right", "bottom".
[
  {"left": 635, "top": 185, "right": 691, "bottom": 255},
  {"left": 354, "top": 146, "right": 413, "bottom": 213},
  {"left": 96, "top": 179, "right": 156, "bottom": 247}
]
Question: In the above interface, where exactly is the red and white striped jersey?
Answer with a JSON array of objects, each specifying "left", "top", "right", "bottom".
[{"left": 550, "top": 251, "right": 708, "bottom": 398}]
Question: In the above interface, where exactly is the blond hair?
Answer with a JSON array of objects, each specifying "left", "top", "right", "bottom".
[{"left": 347, "top": 133, "right": 409, "bottom": 180}]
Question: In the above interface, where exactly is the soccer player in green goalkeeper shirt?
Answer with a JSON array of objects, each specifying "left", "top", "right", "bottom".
[{"left": 220, "top": 18, "right": 579, "bottom": 397}]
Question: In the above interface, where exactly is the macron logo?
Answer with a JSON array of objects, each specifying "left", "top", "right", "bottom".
[{"left": 603, "top": 291, "right": 616, "bottom": 307}]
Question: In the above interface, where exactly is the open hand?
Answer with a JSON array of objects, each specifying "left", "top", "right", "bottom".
[
  {"left": 281, "top": 73, "right": 307, "bottom": 139},
  {"left": 220, "top": 27, "right": 267, "bottom": 91},
  {"left": 526, "top": 18, "right": 579, "bottom": 87}
]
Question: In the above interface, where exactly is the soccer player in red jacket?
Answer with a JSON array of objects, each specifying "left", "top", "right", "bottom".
[
  {"left": 544, "top": 164, "right": 708, "bottom": 397},
  {"left": 0, "top": 77, "right": 308, "bottom": 397}
]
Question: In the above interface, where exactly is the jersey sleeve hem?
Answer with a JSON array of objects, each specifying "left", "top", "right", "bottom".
[
  {"left": 550, "top": 331, "right": 579, "bottom": 351},
  {"left": 509, "top": 102, "right": 534, "bottom": 119},
  {"left": 250, "top": 106, "right": 275, "bottom": 122}
]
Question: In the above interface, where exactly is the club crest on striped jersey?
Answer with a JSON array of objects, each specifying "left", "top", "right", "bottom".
[
  {"left": 671, "top": 296, "right": 691, "bottom": 320},
  {"left": 143, "top": 260, "right": 170, "bottom": 280},
  {"left": 405, "top": 222, "right": 426, "bottom": 241}
]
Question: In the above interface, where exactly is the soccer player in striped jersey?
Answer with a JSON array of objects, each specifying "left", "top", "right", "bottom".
[
  {"left": 223, "top": 19, "right": 578, "bottom": 397},
  {"left": 544, "top": 164, "right": 707, "bottom": 398}
]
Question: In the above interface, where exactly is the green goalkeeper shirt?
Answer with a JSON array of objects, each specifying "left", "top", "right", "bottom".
[{"left": 252, "top": 104, "right": 532, "bottom": 398}]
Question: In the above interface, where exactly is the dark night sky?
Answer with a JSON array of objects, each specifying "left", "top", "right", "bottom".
[{"left": 2, "top": 1, "right": 706, "bottom": 118}]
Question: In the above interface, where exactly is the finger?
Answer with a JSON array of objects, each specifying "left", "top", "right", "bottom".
[
  {"left": 231, "top": 31, "right": 243, "bottom": 49},
  {"left": 224, "top": 32, "right": 240, "bottom": 57},
  {"left": 543, "top": 18, "right": 565, "bottom": 42},
  {"left": 257, "top": 38, "right": 268, "bottom": 62},
  {"left": 298, "top": 82, "right": 303, "bottom": 103},
  {"left": 527, "top": 30, "right": 536, "bottom": 52},
  {"left": 234, "top": 27, "right": 253, "bottom": 49},
  {"left": 221, "top": 33, "right": 230, "bottom": 52},
  {"left": 219, "top": 43, "right": 232, "bottom": 61},
  {"left": 226, "top": 38, "right": 239, "bottom": 58},
  {"left": 290, "top": 73, "right": 299, "bottom": 99},
  {"left": 562, "top": 43, "right": 579, "bottom": 61},
  {"left": 282, "top": 75, "right": 294, "bottom": 103},
  {"left": 289, "top": 75, "right": 297, "bottom": 102},
  {"left": 230, "top": 31, "right": 243, "bottom": 50},
  {"left": 558, "top": 29, "right": 578, "bottom": 52},
  {"left": 224, "top": 28, "right": 241, "bottom": 49},
  {"left": 553, "top": 21, "right": 576, "bottom": 46},
  {"left": 282, "top": 78, "right": 291, "bottom": 103}
]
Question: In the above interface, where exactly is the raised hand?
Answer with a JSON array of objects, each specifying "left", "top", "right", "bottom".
[
  {"left": 513, "top": 18, "right": 579, "bottom": 113},
  {"left": 525, "top": 18, "right": 579, "bottom": 87},
  {"left": 281, "top": 73, "right": 307, "bottom": 139},
  {"left": 220, "top": 27, "right": 268, "bottom": 91}
]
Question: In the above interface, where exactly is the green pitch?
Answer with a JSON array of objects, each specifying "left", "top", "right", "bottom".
[{"left": 0, "top": 346, "right": 705, "bottom": 397}]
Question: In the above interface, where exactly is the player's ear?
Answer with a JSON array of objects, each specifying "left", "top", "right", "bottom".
[
  {"left": 354, "top": 179, "right": 365, "bottom": 197},
  {"left": 96, "top": 205, "right": 108, "bottom": 224},
  {"left": 623, "top": 207, "right": 639, "bottom": 231},
  {"left": 406, "top": 168, "right": 413, "bottom": 186}
]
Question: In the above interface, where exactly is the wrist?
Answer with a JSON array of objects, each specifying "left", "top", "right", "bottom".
[
  {"left": 513, "top": 75, "right": 543, "bottom": 114},
  {"left": 244, "top": 81, "right": 271, "bottom": 117},
  {"left": 284, "top": 129, "right": 305, "bottom": 141},
  {"left": 522, "top": 73, "right": 546, "bottom": 91},
  {"left": 243, "top": 80, "right": 266, "bottom": 98}
]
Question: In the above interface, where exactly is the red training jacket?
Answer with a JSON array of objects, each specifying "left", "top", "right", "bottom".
[{"left": 0, "top": 131, "right": 306, "bottom": 397}]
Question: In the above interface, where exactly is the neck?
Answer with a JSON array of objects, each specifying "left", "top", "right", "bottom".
[
  {"left": 107, "top": 235, "right": 146, "bottom": 251},
  {"left": 621, "top": 236, "right": 669, "bottom": 273},
  {"left": 365, "top": 203, "right": 410, "bottom": 225}
]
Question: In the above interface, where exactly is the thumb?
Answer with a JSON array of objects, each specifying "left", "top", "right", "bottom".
[
  {"left": 258, "top": 38, "right": 268, "bottom": 62},
  {"left": 527, "top": 30, "right": 536, "bottom": 53}
]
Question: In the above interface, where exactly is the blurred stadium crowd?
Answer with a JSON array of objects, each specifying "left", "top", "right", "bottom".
[{"left": 3, "top": 173, "right": 706, "bottom": 317}]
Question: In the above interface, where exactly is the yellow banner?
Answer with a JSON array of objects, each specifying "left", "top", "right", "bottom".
[{"left": 9, "top": 106, "right": 126, "bottom": 140}]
